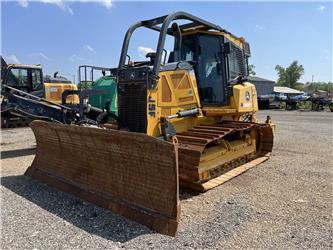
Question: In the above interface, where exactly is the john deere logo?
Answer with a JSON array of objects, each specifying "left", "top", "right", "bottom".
[
  {"left": 245, "top": 91, "right": 251, "bottom": 101},
  {"left": 130, "top": 72, "right": 135, "bottom": 79}
]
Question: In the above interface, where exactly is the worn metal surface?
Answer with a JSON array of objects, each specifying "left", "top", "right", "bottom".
[
  {"left": 176, "top": 122, "right": 254, "bottom": 149},
  {"left": 25, "top": 120, "right": 179, "bottom": 236},
  {"left": 176, "top": 121, "right": 274, "bottom": 191},
  {"left": 25, "top": 119, "right": 273, "bottom": 235}
]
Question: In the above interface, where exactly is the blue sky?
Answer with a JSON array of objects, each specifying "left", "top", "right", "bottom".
[{"left": 2, "top": 1, "right": 332, "bottom": 83}]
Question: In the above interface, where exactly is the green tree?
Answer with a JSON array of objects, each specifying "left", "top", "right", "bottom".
[
  {"left": 78, "top": 81, "right": 92, "bottom": 90},
  {"left": 303, "top": 81, "right": 333, "bottom": 92},
  {"left": 248, "top": 64, "right": 256, "bottom": 76},
  {"left": 275, "top": 60, "right": 304, "bottom": 89}
]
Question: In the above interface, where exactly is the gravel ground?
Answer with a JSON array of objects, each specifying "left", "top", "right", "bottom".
[{"left": 1, "top": 110, "right": 332, "bottom": 249}]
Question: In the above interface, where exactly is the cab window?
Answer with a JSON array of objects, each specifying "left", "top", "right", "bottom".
[
  {"left": 8, "top": 68, "right": 29, "bottom": 88},
  {"left": 181, "top": 35, "right": 227, "bottom": 105},
  {"left": 31, "top": 69, "right": 43, "bottom": 91}
]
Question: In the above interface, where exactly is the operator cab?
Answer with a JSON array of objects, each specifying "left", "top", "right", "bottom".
[
  {"left": 118, "top": 13, "right": 251, "bottom": 108},
  {"left": 180, "top": 33, "right": 249, "bottom": 105},
  {"left": 3, "top": 65, "right": 43, "bottom": 94},
  {"left": 117, "top": 12, "right": 252, "bottom": 133}
]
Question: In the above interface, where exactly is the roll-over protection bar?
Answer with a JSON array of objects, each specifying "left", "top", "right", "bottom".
[{"left": 118, "top": 11, "right": 236, "bottom": 86}]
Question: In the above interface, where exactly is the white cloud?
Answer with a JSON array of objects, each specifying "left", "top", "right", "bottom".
[
  {"left": 39, "top": 0, "right": 73, "bottom": 15},
  {"left": 322, "top": 49, "right": 331, "bottom": 60},
  {"left": 76, "top": 0, "right": 113, "bottom": 9},
  {"left": 69, "top": 54, "right": 85, "bottom": 62},
  {"left": 4, "top": 54, "right": 21, "bottom": 64},
  {"left": 16, "top": 0, "right": 113, "bottom": 14},
  {"left": 18, "top": 0, "right": 29, "bottom": 8},
  {"left": 99, "top": 0, "right": 112, "bottom": 9},
  {"left": 29, "top": 52, "right": 51, "bottom": 61},
  {"left": 322, "top": 49, "right": 330, "bottom": 54},
  {"left": 318, "top": 5, "right": 325, "bottom": 11},
  {"left": 255, "top": 24, "right": 264, "bottom": 30},
  {"left": 67, "top": 5, "right": 73, "bottom": 15},
  {"left": 137, "top": 46, "right": 154, "bottom": 58},
  {"left": 83, "top": 44, "right": 95, "bottom": 53}
]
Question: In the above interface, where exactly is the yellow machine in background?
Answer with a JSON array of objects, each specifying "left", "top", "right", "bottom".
[
  {"left": 1, "top": 60, "right": 78, "bottom": 104},
  {"left": 43, "top": 73, "right": 79, "bottom": 104},
  {"left": 1, "top": 58, "right": 78, "bottom": 127},
  {"left": 25, "top": 12, "right": 274, "bottom": 236}
]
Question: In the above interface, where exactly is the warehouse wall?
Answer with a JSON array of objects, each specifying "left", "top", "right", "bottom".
[{"left": 252, "top": 81, "right": 275, "bottom": 96}]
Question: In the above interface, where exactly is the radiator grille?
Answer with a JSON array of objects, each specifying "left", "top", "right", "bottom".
[
  {"left": 232, "top": 44, "right": 246, "bottom": 77},
  {"left": 228, "top": 43, "right": 246, "bottom": 79},
  {"left": 243, "top": 42, "right": 251, "bottom": 57},
  {"left": 118, "top": 81, "right": 147, "bottom": 133}
]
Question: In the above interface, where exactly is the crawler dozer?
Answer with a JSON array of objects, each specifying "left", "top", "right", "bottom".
[{"left": 25, "top": 12, "right": 274, "bottom": 236}]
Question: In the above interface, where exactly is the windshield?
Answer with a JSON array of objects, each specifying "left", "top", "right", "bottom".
[
  {"left": 7, "top": 68, "right": 28, "bottom": 88},
  {"left": 181, "top": 34, "right": 227, "bottom": 105}
]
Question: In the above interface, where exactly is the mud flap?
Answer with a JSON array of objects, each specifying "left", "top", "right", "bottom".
[{"left": 25, "top": 120, "right": 180, "bottom": 236}]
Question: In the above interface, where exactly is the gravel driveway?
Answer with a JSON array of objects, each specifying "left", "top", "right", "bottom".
[{"left": 1, "top": 110, "right": 332, "bottom": 249}]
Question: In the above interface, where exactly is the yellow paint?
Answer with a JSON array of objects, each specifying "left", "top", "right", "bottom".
[
  {"left": 144, "top": 30, "right": 260, "bottom": 137},
  {"left": 44, "top": 82, "right": 79, "bottom": 104},
  {"left": 182, "top": 30, "right": 246, "bottom": 50},
  {"left": 231, "top": 82, "right": 258, "bottom": 113},
  {"left": 146, "top": 70, "right": 260, "bottom": 137}
]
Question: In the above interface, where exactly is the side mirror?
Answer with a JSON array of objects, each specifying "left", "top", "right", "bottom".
[
  {"left": 146, "top": 52, "right": 156, "bottom": 65},
  {"left": 146, "top": 52, "right": 156, "bottom": 59}
]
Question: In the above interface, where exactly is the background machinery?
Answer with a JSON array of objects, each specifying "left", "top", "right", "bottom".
[
  {"left": 258, "top": 91, "right": 333, "bottom": 111},
  {"left": 258, "top": 93, "right": 287, "bottom": 109},
  {"left": 25, "top": 12, "right": 274, "bottom": 236},
  {"left": 78, "top": 65, "right": 118, "bottom": 117},
  {"left": 1, "top": 57, "right": 79, "bottom": 127},
  {"left": 1, "top": 59, "right": 116, "bottom": 127},
  {"left": 310, "top": 95, "right": 333, "bottom": 112}
]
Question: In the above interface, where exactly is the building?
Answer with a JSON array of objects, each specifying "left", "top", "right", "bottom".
[
  {"left": 247, "top": 76, "right": 275, "bottom": 96},
  {"left": 313, "top": 90, "right": 328, "bottom": 98},
  {"left": 273, "top": 86, "right": 304, "bottom": 97}
]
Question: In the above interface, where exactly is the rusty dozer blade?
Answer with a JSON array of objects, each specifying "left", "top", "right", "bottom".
[{"left": 25, "top": 120, "right": 179, "bottom": 236}]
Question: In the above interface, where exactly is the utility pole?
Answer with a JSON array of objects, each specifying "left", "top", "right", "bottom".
[{"left": 73, "top": 75, "right": 76, "bottom": 84}]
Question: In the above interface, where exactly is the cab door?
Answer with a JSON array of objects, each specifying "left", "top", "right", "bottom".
[
  {"left": 196, "top": 35, "right": 227, "bottom": 105},
  {"left": 30, "top": 68, "right": 44, "bottom": 97},
  {"left": 181, "top": 34, "right": 228, "bottom": 106}
]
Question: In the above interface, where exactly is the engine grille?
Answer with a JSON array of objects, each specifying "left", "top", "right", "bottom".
[
  {"left": 243, "top": 42, "right": 251, "bottom": 57},
  {"left": 232, "top": 44, "right": 246, "bottom": 77},
  {"left": 118, "top": 81, "right": 147, "bottom": 133}
]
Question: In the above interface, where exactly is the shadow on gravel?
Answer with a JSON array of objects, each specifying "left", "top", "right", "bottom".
[
  {"left": 1, "top": 147, "right": 36, "bottom": 159},
  {"left": 179, "top": 189, "right": 201, "bottom": 200},
  {"left": 1, "top": 175, "right": 152, "bottom": 242}
]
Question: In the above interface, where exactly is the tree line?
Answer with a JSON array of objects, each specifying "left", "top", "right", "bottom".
[{"left": 249, "top": 61, "right": 332, "bottom": 92}]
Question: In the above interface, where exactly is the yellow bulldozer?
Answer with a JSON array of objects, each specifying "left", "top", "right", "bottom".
[
  {"left": 25, "top": 12, "right": 274, "bottom": 236},
  {"left": 1, "top": 57, "right": 78, "bottom": 127}
]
